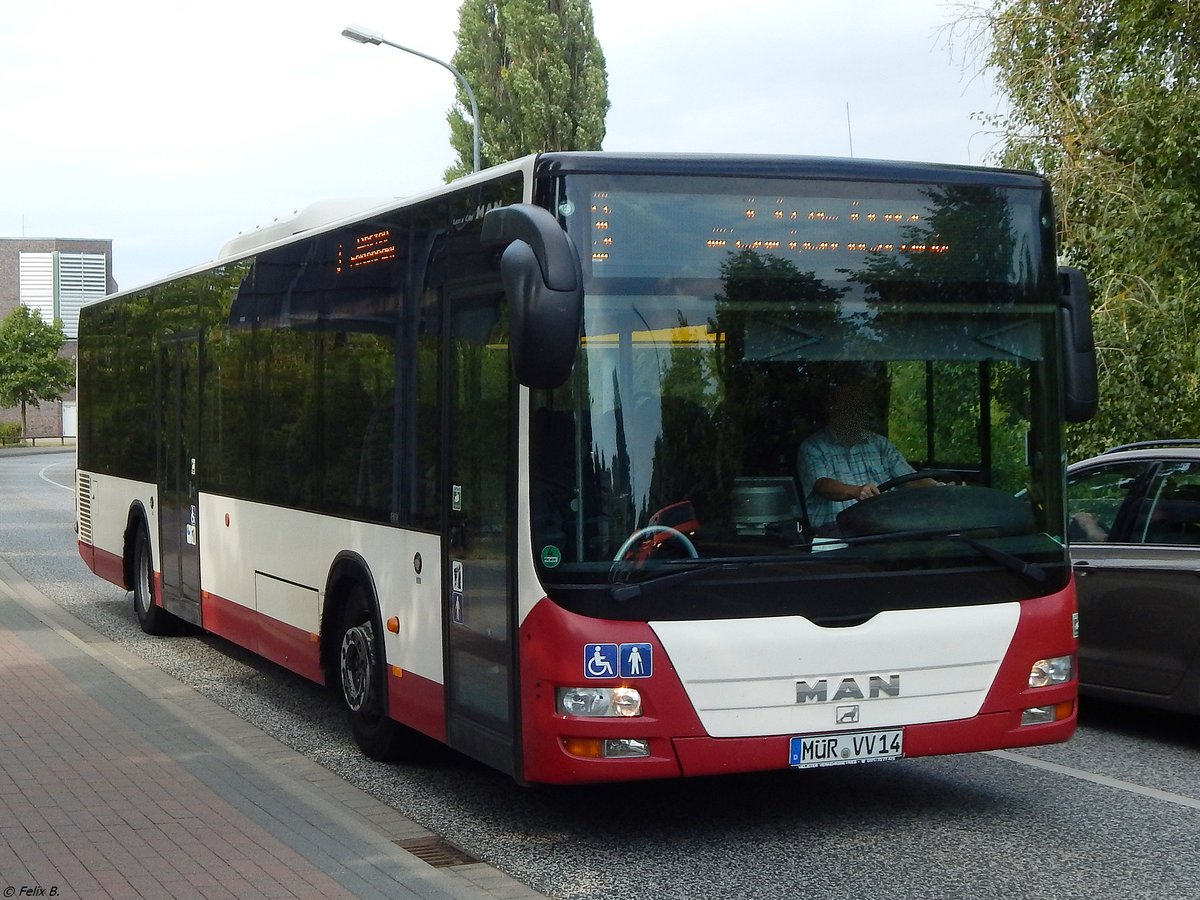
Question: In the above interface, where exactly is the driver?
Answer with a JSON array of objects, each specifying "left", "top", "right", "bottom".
[{"left": 798, "top": 382, "right": 934, "bottom": 534}]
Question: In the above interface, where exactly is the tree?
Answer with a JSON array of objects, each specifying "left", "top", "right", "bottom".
[
  {"left": 0, "top": 305, "right": 75, "bottom": 438},
  {"left": 968, "top": 0, "right": 1200, "bottom": 457},
  {"left": 445, "top": 0, "right": 609, "bottom": 179}
]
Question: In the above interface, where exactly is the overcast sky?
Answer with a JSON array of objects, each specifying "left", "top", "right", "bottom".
[{"left": 0, "top": 0, "right": 1003, "bottom": 291}]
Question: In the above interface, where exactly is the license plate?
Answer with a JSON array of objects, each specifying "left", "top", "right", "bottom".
[{"left": 789, "top": 728, "right": 904, "bottom": 769}]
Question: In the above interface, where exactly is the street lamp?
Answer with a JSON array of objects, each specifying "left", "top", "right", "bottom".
[{"left": 341, "top": 24, "right": 481, "bottom": 173}]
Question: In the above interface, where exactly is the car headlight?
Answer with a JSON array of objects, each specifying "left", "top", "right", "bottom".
[
  {"left": 556, "top": 686, "right": 643, "bottom": 717},
  {"left": 1028, "top": 655, "right": 1073, "bottom": 688}
]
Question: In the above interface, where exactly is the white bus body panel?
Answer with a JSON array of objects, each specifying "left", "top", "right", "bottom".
[
  {"left": 651, "top": 602, "right": 1020, "bottom": 737},
  {"left": 198, "top": 495, "right": 444, "bottom": 683},
  {"left": 514, "top": 390, "right": 547, "bottom": 625},
  {"left": 81, "top": 472, "right": 158, "bottom": 571}
]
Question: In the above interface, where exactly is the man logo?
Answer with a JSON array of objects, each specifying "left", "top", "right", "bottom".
[
  {"left": 795, "top": 673, "right": 901, "bottom": 703},
  {"left": 837, "top": 705, "right": 860, "bottom": 724}
]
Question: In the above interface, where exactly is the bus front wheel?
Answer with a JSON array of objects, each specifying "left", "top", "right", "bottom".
[{"left": 337, "top": 585, "right": 405, "bottom": 761}]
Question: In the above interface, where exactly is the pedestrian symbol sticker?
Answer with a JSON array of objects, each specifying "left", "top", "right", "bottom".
[
  {"left": 583, "top": 643, "right": 652, "bottom": 679},
  {"left": 619, "top": 643, "right": 652, "bottom": 678}
]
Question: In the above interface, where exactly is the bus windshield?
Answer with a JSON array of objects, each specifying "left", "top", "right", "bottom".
[{"left": 530, "top": 173, "right": 1068, "bottom": 621}]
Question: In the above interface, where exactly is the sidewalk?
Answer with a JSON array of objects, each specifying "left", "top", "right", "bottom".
[
  {"left": 0, "top": 557, "right": 543, "bottom": 900},
  {"left": 0, "top": 441, "right": 76, "bottom": 455}
]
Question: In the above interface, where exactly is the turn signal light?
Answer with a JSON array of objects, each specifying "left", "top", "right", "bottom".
[
  {"left": 562, "top": 737, "right": 650, "bottom": 759},
  {"left": 1020, "top": 700, "right": 1074, "bottom": 726}
]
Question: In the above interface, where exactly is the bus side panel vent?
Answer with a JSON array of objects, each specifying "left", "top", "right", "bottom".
[{"left": 77, "top": 472, "right": 93, "bottom": 545}]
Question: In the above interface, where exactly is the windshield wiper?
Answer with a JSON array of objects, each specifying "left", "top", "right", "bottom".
[
  {"left": 606, "top": 529, "right": 1048, "bottom": 602},
  {"left": 606, "top": 545, "right": 843, "bottom": 601},
  {"left": 838, "top": 527, "right": 1048, "bottom": 584},
  {"left": 608, "top": 559, "right": 749, "bottom": 602}
]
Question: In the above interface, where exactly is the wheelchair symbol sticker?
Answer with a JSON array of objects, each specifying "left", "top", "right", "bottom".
[
  {"left": 584, "top": 643, "right": 617, "bottom": 678},
  {"left": 584, "top": 643, "right": 653, "bottom": 679}
]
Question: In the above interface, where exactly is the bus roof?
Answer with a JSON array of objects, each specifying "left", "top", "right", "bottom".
[
  {"left": 93, "top": 152, "right": 1046, "bottom": 306},
  {"left": 533, "top": 151, "right": 1046, "bottom": 189}
]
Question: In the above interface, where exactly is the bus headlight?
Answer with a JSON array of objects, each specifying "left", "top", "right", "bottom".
[
  {"left": 556, "top": 686, "right": 643, "bottom": 717},
  {"left": 1028, "top": 655, "right": 1073, "bottom": 688}
]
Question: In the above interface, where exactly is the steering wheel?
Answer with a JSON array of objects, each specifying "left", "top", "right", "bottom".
[
  {"left": 876, "top": 470, "right": 960, "bottom": 492},
  {"left": 612, "top": 525, "right": 699, "bottom": 563},
  {"left": 609, "top": 525, "right": 699, "bottom": 584}
]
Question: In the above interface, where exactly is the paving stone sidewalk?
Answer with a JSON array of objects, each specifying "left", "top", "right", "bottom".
[{"left": 0, "top": 558, "right": 541, "bottom": 900}]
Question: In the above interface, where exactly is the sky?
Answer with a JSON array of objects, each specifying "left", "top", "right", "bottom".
[{"left": 0, "top": 1, "right": 1004, "bottom": 292}]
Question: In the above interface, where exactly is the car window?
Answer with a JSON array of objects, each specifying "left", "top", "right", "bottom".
[
  {"left": 1066, "top": 461, "right": 1152, "bottom": 543},
  {"left": 1133, "top": 461, "right": 1200, "bottom": 545}
]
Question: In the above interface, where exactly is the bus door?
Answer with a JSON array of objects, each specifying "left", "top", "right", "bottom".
[
  {"left": 443, "top": 283, "right": 518, "bottom": 777},
  {"left": 158, "top": 334, "right": 202, "bottom": 626}
]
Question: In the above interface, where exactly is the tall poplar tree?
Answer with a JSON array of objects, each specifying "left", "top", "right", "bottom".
[
  {"left": 445, "top": 0, "right": 609, "bottom": 180},
  {"left": 976, "top": 0, "right": 1200, "bottom": 456}
]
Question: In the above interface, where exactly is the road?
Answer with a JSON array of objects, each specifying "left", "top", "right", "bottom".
[{"left": 3, "top": 448, "right": 1199, "bottom": 899}]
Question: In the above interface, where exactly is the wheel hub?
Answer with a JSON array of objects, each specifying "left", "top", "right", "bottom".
[{"left": 340, "top": 622, "right": 376, "bottom": 713}]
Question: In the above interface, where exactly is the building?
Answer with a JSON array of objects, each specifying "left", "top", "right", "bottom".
[{"left": 0, "top": 237, "right": 117, "bottom": 438}]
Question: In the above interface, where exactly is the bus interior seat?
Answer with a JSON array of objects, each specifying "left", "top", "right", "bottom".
[{"left": 732, "top": 475, "right": 809, "bottom": 539}]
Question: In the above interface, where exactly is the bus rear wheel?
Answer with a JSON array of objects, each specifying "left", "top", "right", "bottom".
[
  {"left": 337, "top": 585, "right": 406, "bottom": 761},
  {"left": 132, "top": 527, "right": 174, "bottom": 636}
]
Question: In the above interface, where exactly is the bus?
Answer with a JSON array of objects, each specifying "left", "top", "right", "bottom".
[{"left": 76, "top": 152, "right": 1097, "bottom": 784}]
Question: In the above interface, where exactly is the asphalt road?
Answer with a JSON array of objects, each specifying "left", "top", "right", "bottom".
[{"left": 3, "top": 448, "right": 1199, "bottom": 900}]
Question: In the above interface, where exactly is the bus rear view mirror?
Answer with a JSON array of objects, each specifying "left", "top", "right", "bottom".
[
  {"left": 1058, "top": 265, "right": 1098, "bottom": 423},
  {"left": 482, "top": 203, "right": 584, "bottom": 389}
]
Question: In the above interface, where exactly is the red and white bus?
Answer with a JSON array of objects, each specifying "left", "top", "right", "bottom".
[{"left": 76, "top": 153, "right": 1097, "bottom": 784}]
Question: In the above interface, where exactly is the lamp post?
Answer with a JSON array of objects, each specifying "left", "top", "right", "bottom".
[{"left": 341, "top": 24, "right": 481, "bottom": 173}]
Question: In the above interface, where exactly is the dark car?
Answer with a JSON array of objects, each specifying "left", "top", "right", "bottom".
[{"left": 1066, "top": 440, "right": 1200, "bottom": 714}]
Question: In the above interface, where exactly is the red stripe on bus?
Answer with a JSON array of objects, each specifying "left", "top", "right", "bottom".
[
  {"left": 386, "top": 667, "right": 447, "bottom": 743},
  {"left": 83, "top": 542, "right": 125, "bottom": 589},
  {"left": 76, "top": 539, "right": 96, "bottom": 574},
  {"left": 196, "top": 590, "right": 447, "bottom": 743},
  {"left": 201, "top": 590, "right": 324, "bottom": 684}
]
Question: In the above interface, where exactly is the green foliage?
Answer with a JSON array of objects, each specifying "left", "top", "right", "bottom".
[
  {"left": 978, "top": 0, "right": 1200, "bottom": 457},
  {"left": 0, "top": 305, "right": 74, "bottom": 436},
  {"left": 889, "top": 360, "right": 1031, "bottom": 492},
  {"left": 446, "top": 0, "right": 609, "bottom": 179}
]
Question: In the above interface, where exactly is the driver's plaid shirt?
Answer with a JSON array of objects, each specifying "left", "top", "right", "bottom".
[{"left": 797, "top": 428, "right": 915, "bottom": 530}]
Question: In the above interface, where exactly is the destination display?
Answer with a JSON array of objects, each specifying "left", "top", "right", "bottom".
[
  {"left": 582, "top": 183, "right": 1034, "bottom": 285},
  {"left": 336, "top": 228, "right": 397, "bottom": 274}
]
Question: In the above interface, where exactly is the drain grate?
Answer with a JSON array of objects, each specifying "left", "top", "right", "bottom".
[{"left": 394, "top": 836, "right": 480, "bottom": 868}]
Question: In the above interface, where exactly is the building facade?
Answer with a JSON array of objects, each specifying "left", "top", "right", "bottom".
[{"left": 0, "top": 237, "right": 116, "bottom": 438}]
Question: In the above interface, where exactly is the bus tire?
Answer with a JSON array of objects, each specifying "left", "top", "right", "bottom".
[
  {"left": 132, "top": 526, "right": 173, "bottom": 636},
  {"left": 337, "top": 584, "right": 405, "bottom": 761}
]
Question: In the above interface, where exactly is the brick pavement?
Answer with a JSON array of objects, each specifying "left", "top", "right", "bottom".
[{"left": 0, "top": 558, "right": 543, "bottom": 900}]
